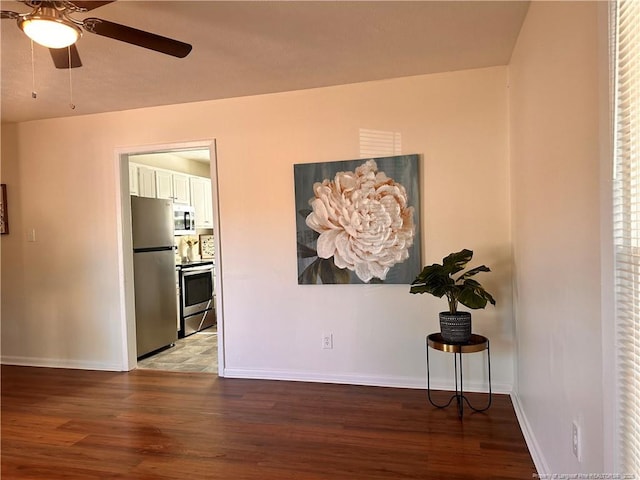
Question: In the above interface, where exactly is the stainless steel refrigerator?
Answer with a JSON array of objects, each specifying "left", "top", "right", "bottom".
[{"left": 131, "top": 196, "right": 178, "bottom": 358}]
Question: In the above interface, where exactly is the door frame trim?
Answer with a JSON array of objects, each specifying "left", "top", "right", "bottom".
[{"left": 114, "top": 140, "right": 224, "bottom": 374}]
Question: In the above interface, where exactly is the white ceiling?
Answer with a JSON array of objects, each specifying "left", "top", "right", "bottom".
[
  {"left": 130, "top": 148, "right": 211, "bottom": 163},
  {"left": 0, "top": 1, "right": 529, "bottom": 124}
]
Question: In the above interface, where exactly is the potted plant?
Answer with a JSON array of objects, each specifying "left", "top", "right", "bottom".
[{"left": 410, "top": 249, "right": 496, "bottom": 343}]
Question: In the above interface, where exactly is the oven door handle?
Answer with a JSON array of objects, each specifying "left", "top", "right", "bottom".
[{"left": 182, "top": 265, "right": 214, "bottom": 274}]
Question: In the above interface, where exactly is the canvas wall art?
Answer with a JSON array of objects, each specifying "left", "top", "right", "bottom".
[
  {"left": 0, "top": 184, "right": 8, "bottom": 235},
  {"left": 294, "top": 154, "right": 421, "bottom": 285}
]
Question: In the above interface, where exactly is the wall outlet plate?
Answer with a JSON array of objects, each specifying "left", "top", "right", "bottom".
[
  {"left": 322, "top": 333, "right": 333, "bottom": 349},
  {"left": 572, "top": 421, "right": 580, "bottom": 461}
]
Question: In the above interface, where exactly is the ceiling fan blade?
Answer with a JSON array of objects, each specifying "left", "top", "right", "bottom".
[
  {"left": 83, "top": 18, "right": 192, "bottom": 58},
  {"left": 49, "top": 44, "right": 83, "bottom": 69},
  {"left": 1, "top": 10, "right": 20, "bottom": 19},
  {"left": 69, "top": 1, "right": 115, "bottom": 12}
]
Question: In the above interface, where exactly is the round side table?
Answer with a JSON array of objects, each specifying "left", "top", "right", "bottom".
[{"left": 426, "top": 332, "right": 492, "bottom": 418}]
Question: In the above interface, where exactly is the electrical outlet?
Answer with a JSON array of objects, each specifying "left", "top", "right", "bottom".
[
  {"left": 572, "top": 421, "right": 580, "bottom": 460},
  {"left": 322, "top": 333, "right": 333, "bottom": 349}
]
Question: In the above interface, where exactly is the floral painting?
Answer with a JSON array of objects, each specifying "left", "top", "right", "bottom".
[
  {"left": 0, "top": 184, "right": 7, "bottom": 235},
  {"left": 294, "top": 154, "right": 421, "bottom": 284}
]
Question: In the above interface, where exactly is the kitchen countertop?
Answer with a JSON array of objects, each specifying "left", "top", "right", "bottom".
[{"left": 175, "top": 260, "right": 214, "bottom": 269}]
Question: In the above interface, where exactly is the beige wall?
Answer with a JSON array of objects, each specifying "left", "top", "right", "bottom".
[
  {"left": 0, "top": 66, "right": 513, "bottom": 389},
  {"left": 1, "top": 123, "right": 23, "bottom": 360},
  {"left": 509, "top": 1, "right": 605, "bottom": 473}
]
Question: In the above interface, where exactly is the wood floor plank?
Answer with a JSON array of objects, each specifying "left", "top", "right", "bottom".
[{"left": 1, "top": 365, "right": 536, "bottom": 479}]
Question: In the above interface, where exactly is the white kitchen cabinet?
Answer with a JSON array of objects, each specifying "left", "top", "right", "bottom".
[
  {"left": 130, "top": 166, "right": 211, "bottom": 227},
  {"left": 129, "top": 163, "right": 139, "bottom": 196},
  {"left": 137, "top": 166, "right": 157, "bottom": 198},
  {"left": 190, "top": 176, "right": 213, "bottom": 228},
  {"left": 155, "top": 170, "right": 174, "bottom": 200},
  {"left": 172, "top": 173, "right": 190, "bottom": 204}
]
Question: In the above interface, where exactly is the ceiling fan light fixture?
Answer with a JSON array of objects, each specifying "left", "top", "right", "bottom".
[{"left": 19, "top": 8, "right": 81, "bottom": 49}]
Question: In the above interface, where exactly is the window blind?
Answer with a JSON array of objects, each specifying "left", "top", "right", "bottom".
[{"left": 613, "top": 0, "right": 640, "bottom": 473}]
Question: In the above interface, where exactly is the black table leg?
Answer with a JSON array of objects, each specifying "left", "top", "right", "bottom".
[
  {"left": 426, "top": 338, "right": 457, "bottom": 409},
  {"left": 457, "top": 351, "right": 464, "bottom": 417},
  {"left": 426, "top": 338, "right": 492, "bottom": 416},
  {"left": 458, "top": 341, "right": 492, "bottom": 414}
]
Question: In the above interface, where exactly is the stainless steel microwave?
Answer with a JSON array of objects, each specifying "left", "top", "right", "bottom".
[{"left": 173, "top": 204, "right": 196, "bottom": 235}]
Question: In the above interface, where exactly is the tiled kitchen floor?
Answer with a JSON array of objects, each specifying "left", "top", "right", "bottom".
[{"left": 137, "top": 328, "right": 218, "bottom": 374}]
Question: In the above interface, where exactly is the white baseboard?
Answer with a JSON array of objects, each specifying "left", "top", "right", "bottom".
[
  {"left": 510, "top": 391, "right": 549, "bottom": 475},
  {"left": 222, "top": 367, "right": 512, "bottom": 394},
  {"left": 223, "top": 367, "right": 421, "bottom": 388},
  {"left": 1, "top": 355, "right": 123, "bottom": 372},
  {"left": 1, "top": 358, "right": 513, "bottom": 394}
]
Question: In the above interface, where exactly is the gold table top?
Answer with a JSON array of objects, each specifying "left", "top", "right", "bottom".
[{"left": 427, "top": 333, "right": 489, "bottom": 354}]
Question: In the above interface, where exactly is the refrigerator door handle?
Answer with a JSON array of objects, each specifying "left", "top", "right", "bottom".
[{"left": 133, "top": 246, "right": 175, "bottom": 254}]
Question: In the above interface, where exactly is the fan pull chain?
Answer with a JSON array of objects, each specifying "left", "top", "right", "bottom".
[
  {"left": 30, "top": 40, "right": 37, "bottom": 99},
  {"left": 68, "top": 47, "right": 75, "bottom": 110}
]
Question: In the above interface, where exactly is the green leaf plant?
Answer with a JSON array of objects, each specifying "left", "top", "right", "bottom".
[{"left": 410, "top": 249, "right": 496, "bottom": 314}]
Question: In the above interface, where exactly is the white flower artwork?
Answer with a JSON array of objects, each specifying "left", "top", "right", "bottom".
[{"left": 294, "top": 155, "right": 421, "bottom": 285}]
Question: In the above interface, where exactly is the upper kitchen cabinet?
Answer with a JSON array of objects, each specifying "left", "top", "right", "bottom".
[
  {"left": 173, "top": 173, "right": 190, "bottom": 204},
  {"left": 129, "top": 163, "right": 139, "bottom": 196},
  {"left": 129, "top": 164, "right": 212, "bottom": 226},
  {"left": 155, "top": 170, "right": 174, "bottom": 200},
  {"left": 138, "top": 166, "right": 157, "bottom": 198},
  {"left": 190, "top": 177, "right": 213, "bottom": 228}
]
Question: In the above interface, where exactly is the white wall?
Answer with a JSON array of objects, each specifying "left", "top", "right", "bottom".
[
  {"left": 1, "top": 66, "right": 513, "bottom": 390},
  {"left": 509, "top": 1, "right": 606, "bottom": 473}
]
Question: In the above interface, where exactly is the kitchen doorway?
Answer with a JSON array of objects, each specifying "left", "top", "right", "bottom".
[{"left": 116, "top": 140, "right": 223, "bottom": 375}]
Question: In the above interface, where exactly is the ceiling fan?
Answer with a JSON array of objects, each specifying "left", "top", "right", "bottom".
[{"left": 0, "top": 0, "right": 192, "bottom": 69}]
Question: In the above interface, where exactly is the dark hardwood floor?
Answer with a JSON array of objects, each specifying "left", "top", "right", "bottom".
[{"left": 1, "top": 365, "right": 536, "bottom": 479}]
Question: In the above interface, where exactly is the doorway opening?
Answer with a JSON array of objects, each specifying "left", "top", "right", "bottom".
[{"left": 116, "top": 140, "right": 223, "bottom": 375}]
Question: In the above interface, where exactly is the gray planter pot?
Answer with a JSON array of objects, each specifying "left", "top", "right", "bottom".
[{"left": 439, "top": 311, "right": 472, "bottom": 343}]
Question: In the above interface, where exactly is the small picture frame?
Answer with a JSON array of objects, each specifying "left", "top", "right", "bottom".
[
  {"left": 0, "top": 184, "right": 8, "bottom": 235},
  {"left": 200, "top": 234, "right": 215, "bottom": 259}
]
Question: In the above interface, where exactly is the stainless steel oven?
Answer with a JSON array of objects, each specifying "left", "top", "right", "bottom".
[{"left": 179, "top": 263, "right": 215, "bottom": 337}]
